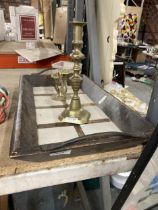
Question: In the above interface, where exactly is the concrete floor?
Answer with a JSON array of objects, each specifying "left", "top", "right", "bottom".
[
  {"left": 126, "top": 76, "right": 153, "bottom": 105},
  {"left": 151, "top": 206, "right": 158, "bottom": 210},
  {"left": 0, "top": 69, "right": 42, "bottom": 90}
]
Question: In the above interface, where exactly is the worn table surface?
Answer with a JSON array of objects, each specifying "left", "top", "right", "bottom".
[
  {"left": 0, "top": 40, "right": 56, "bottom": 54},
  {"left": 0, "top": 69, "right": 143, "bottom": 195}
]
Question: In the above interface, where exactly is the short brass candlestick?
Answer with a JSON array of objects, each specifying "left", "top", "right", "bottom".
[
  {"left": 51, "top": 70, "right": 72, "bottom": 101},
  {"left": 59, "top": 21, "right": 90, "bottom": 124}
]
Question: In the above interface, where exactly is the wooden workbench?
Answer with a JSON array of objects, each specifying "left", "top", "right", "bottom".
[{"left": 0, "top": 69, "right": 143, "bottom": 195}]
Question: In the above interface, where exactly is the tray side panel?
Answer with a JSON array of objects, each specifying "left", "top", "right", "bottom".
[{"left": 82, "top": 75, "right": 154, "bottom": 134}]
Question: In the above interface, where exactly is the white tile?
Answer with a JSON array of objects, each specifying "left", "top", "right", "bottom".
[
  {"left": 84, "top": 105, "right": 109, "bottom": 121},
  {"left": 34, "top": 95, "right": 65, "bottom": 107},
  {"left": 79, "top": 94, "right": 93, "bottom": 104},
  {"left": 36, "top": 105, "right": 108, "bottom": 125},
  {"left": 65, "top": 93, "right": 92, "bottom": 104},
  {"left": 36, "top": 108, "right": 64, "bottom": 124},
  {"left": 38, "top": 126, "right": 78, "bottom": 145},
  {"left": 33, "top": 86, "right": 83, "bottom": 95},
  {"left": 81, "top": 122, "right": 121, "bottom": 135},
  {"left": 33, "top": 86, "right": 56, "bottom": 95},
  {"left": 34, "top": 93, "right": 93, "bottom": 107},
  {"left": 67, "top": 86, "right": 83, "bottom": 94}
]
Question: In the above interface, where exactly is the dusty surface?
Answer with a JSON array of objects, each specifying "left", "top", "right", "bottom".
[
  {"left": 0, "top": 40, "right": 55, "bottom": 54},
  {"left": 0, "top": 69, "right": 143, "bottom": 177}
]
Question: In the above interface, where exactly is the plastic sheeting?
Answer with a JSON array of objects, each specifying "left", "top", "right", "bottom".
[{"left": 122, "top": 148, "right": 158, "bottom": 210}]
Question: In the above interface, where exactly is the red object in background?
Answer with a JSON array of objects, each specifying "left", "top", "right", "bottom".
[
  {"left": 0, "top": 92, "right": 10, "bottom": 124},
  {"left": 0, "top": 54, "right": 71, "bottom": 122},
  {"left": 0, "top": 54, "right": 71, "bottom": 69},
  {"left": 0, "top": 107, "right": 6, "bottom": 124},
  {"left": 20, "top": 15, "right": 36, "bottom": 40}
]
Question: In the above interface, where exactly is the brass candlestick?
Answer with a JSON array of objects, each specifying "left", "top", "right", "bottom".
[
  {"left": 51, "top": 70, "right": 72, "bottom": 101},
  {"left": 59, "top": 21, "right": 90, "bottom": 124}
]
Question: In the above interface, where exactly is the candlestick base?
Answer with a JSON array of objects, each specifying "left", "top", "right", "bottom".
[
  {"left": 52, "top": 93, "right": 71, "bottom": 101},
  {"left": 59, "top": 107, "right": 90, "bottom": 124}
]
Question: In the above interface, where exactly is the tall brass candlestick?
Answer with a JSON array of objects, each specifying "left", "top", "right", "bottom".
[{"left": 59, "top": 21, "right": 90, "bottom": 124}]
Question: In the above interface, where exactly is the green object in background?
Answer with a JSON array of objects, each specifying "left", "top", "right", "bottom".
[
  {"left": 0, "top": 97, "right": 5, "bottom": 106},
  {"left": 139, "top": 77, "right": 153, "bottom": 86},
  {"left": 83, "top": 178, "right": 100, "bottom": 191}
]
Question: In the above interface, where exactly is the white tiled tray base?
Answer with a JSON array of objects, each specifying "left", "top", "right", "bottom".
[{"left": 33, "top": 86, "right": 121, "bottom": 145}]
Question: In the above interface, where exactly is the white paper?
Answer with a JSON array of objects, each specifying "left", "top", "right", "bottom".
[{"left": 15, "top": 48, "right": 61, "bottom": 62}]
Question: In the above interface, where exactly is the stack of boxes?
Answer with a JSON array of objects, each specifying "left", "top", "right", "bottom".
[
  {"left": 9, "top": 5, "right": 39, "bottom": 42},
  {"left": 8, "top": 6, "right": 17, "bottom": 41},
  {"left": 0, "top": 5, "right": 39, "bottom": 42}
]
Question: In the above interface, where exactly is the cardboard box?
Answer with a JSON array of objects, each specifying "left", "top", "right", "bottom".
[
  {"left": 53, "top": 7, "right": 67, "bottom": 44},
  {"left": 16, "top": 6, "right": 39, "bottom": 42},
  {"left": 9, "top": 6, "right": 17, "bottom": 41},
  {"left": 9, "top": 5, "right": 39, "bottom": 42},
  {"left": 9, "top": 6, "right": 16, "bottom": 16}
]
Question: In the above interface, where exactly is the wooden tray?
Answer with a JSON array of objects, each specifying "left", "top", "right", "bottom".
[{"left": 10, "top": 74, "right": 153, "bottom": 161}]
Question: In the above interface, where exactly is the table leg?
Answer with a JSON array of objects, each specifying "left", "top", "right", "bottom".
[
  {"left": 77, "top": 181, "right": 92, "bottom": 210},
  {"left": 0, "top": 195, "right": 8, "bottom": 210},
  {"left": 100, "top": 176, "right": 112, "bottom": 210}
]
